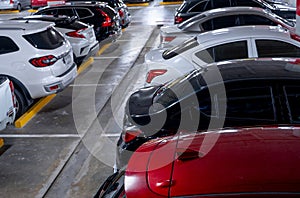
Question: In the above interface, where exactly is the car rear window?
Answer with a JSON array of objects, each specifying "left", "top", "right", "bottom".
[
  {"left": 23, "top": 27, "right": 65, "bottom": 50},
  {"left": 162, "top": 37, "right": 199, "bottom": 60}
]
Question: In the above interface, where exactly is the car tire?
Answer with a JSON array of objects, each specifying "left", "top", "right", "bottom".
[{"left": 14, "top": 89, "right": 26, "bottom": 118}]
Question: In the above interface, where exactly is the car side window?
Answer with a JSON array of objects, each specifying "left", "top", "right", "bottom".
[
  {"left": 202, "top": 15, "right": 237, "bottom": 31},
  {"left": 283, "top": 86, "right": 300, "bottom": 123},
  {"left": 75, "top": 8, "right": 94, "bottom": 19},
  {"left": 256, "top": 40, "right": 300, "bottom": 57},
  {"left": 234, "top": 0, "right": 264, "bottom": 8},
  {"left": 56, "top": 8, "right": 75, "bottom": 17},
  {"left": 195, "top": 41, "right": 248, "bottom": 63},
  {"left": 220, "top": 86, "right": 276, "bottom": 121},
  {"left": 212, "top": 0, "right": 232, "bottom": 8},
  {"left": 240, "top": 15, "right": 276, "bottom": 26},
  {"left": 38, "top": 9, "right": 58, "bottom": 15},
  {"left": 0, "top": 36, "right": 19, "bottom": 55},
  {"left": 189, "top": 0, "right": 211, "bottom": 12}
]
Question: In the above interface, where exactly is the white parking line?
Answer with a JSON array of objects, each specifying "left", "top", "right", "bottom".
[
  {"left": 93, "top": 57, "right": 121, "bottom": 59},
  {"left": 101, "top": 133, "right": 120, "bottom": 137},
  {"left": 70, "top": 84, "right": 118, "bottom": 87},
  {"left": 0, "top": 134, "right": 81, "bottom": 138}
]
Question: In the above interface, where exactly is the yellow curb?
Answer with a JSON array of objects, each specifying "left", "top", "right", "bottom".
[
  {"left": 0, "top": 138, "right": 4, "bottom": 148},
  {"left": 13, "top": 43, "right": 111, "bottom": 128},
  {"left": 96, "top": 43, "right": 111, "bottom": 56},
  {"left": 77, "top": 57, "right": 94, "bottom": 75},
  {"left": 159, "top": 1, "right": 182, "bottom": 5},
  {"left": 0, "top": 10, "right": 19, "bottom": 14},
  {"left": 126, "top": 3, "right": 149, "bottom": 6},
  {"left": 27, "top": 9, "right": 38, "bottom": 13},
  {"left": 15, "top": 94, "right": 56, "bottom": 128}
]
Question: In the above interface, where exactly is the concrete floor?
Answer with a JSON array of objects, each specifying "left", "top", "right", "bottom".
[{"left": 0, "top": 2, "right": 179, "bottom": 197}]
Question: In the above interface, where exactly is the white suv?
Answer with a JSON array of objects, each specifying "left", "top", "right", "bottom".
[
  {"left": 0, "top": 20, "right": 77, "bottom": 118},
  {"left": 0, "top": 76, "right": 16, "bottom": 131}
]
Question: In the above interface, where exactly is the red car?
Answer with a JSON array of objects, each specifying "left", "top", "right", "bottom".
[{"left": 96, "top": 126, "right": 300, "bottom": 197}]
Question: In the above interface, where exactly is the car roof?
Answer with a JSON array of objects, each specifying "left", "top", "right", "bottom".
[
  {"left": 13, "top": 15, "right": 72, "bottom": 22},
  {"left": 200, "top": 59, "right": 300, "bottom": 84},
  {"left": 125, "top": 126, "right": 300, "bottom": 197},
  {"left": 195, "top": 25, "right": 291, "bottom": 44},
  {"left": 0, "top": 20, "right": 54, "bottom": 33},
  {"left": 40, "top": 1, "right": 107, "bottom": 9}
]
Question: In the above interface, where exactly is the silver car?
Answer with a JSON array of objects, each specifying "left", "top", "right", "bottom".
[
  {"left": 160, "top": 6, "right": 295, "bottom": 48},
  {"left": 0, "top": 0, "right": 31, "bottom": 11}
]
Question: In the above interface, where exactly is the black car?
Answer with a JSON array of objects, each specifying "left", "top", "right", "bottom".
[
  {"left": 67, "top": 0, "right": 131, "bottom": 28},
  {"left": 116, "top": 58, "right": 300, "bottom": 169},
  {"left": 34, "top": 2, "right": 122, "bottom": 41},
  {"left": 174, "top": 0, "right": 296, "bottom": 24}
]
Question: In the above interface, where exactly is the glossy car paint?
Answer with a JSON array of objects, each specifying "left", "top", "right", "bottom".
[
  {"left": 145, "top": 25, "right": 300, "bottom": 86},
  {"left": 160, "top": 6, "right": 295, "bottom": 48},
  {"left": 125, "top": 126, "right": 300, "bottom": 197}
]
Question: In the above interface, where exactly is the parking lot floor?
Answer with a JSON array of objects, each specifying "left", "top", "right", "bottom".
[{"left": 0, "top": 2, "right": 177, "bottom": 197}]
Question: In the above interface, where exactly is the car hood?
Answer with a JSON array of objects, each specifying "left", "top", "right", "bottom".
[{"left": 126, "top": 126, "right": 300, "bottom": 197}]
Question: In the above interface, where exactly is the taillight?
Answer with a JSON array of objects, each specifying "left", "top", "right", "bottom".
[
  {"left": 122, "top": 129, "right": 142, "bottom": 143},
  {"left": 118, "top": 9, "right": 124, "bottom": 18},
  {"left": 9, "top": 81, "right": 16, "bottom": 107},
  {"left": 146, "top": 69, "right": 167, "bottom": 83},
  {"left": 66, "top": 28, "right": 87, "bottom": 38},
  {"left": 175, "top": 16, "right": 183, "bottom": 24},
  {"left": 10, "top": 0, "right": 14, "bottom": 4},
  {"left": 29, "top": 55, "right": 58, "bottom": 67},
  {"left": 162, "top": 36, "right": 176, "bottom": 44},
  {"left": 291, "top": 33, "right": 300, "bottom": 42},
  {"left": 97, "top": 9, "right": 112, "bottom": 27}
]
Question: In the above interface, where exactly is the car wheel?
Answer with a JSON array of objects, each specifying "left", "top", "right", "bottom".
[
  {"left": 14, "top": 89, "right": 26, "bottom": 118},
  {"left": 17, "top": 4, "right": 21, "bottom": 12}
]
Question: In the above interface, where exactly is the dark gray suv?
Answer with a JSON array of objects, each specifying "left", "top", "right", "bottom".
[{"left": 174, "top": 0, "right": 296, "bottom": 24}]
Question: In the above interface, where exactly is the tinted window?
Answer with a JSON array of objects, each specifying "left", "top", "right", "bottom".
[
  {"left": 75, "top": 8, "right": 93, "bottom": 19},
  {"left": 241, "top": 15, "right": 276, "bottom": 25},
  {"left": 162, "top": 37, "right": 199, "bottom": 60},
  {"left": 195, "top": 41, "right": 248, "bottom": 63},
  {"left": 38, "top": 9, "right": 58, "bottom": 15},
  {"left": 284, "top": 86, "right": 300, "bottom": 123},
  {"left": 189, "top": 0, "right": 211, "bottom": 12},
  {"left": 23, "top": 27, "right": 65, "bottom": 50},
  {"left": 0, "top": 36, "right": 19, "bottom": 55},
  {"left": 213, "top": 0, "right": 231, "bottom": 8},
  {"left": 211, "top": 15, "right": 237, "bottom": 30},
  {"left": 222, "top": 86, "right": 276, "bottom": 121},
  {"left": 235, "top": 0, "right": 264, "bottom": 8},
  {"left": 56, "top": 8, "right": 75, "bottom": 17},
  {"left": 256, "top": 40, "right": 300, "bottom": 57}
]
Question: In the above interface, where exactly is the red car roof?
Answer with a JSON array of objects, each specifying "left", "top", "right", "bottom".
[{"left": 125, "top": 126, "right": 300, "bottom": 197}]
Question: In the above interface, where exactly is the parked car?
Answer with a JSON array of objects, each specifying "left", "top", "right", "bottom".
[
  {"left": 0, "top": 0, "right": 31, "bottom": 11},
  {"left": 34, "top": 1, "right": 122, "bottom": 41},
  {"left": 67, "top": 0, "right": 131, "bottom": 28},
  {"left": 0, "top": 77, "right": 16, "bottom": 131},
  {"left": 116, "top": 58, "right": 300, "bottom": 169},
  {"left": 145, "top": 25, "right": 300, "bottom": 86},
  {"left": 160, "top": 6, "right": 295, "bottom": 48},
  {"left": 12, "top": 15, "right": 99, "bottom": 65},
  {"left": 174, "top": 0, "right": 296, "bottom": 24},
  {"left": 0, "top": 20, "right": 77, "bottom": 118},
  {"left": 101, "top": 126, "right": 300, "bottom": 197}
]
